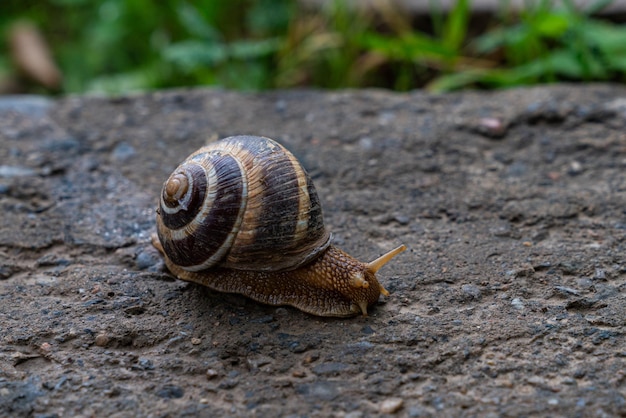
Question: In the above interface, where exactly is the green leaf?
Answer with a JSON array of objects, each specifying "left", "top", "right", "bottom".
[
  {"left": 473, "top": 25, "right": 526, "bottom": 53},
  {"left": 86, "top": 65, "right": 162, "bottom": 94},
  {"left": 545, "top": 49, "right": 589, "bottom": 78},
  {"left": 228, "top": 38, "right": 281, "bottom": 60},
  {"left": 582, "top": 20, "right": 626, "bottom": 53},
  {"left": 427, "top": 69, "right": 490, "bottom": 92},
  {"left": 176, "top": 2, "right": 221, "bottom": 40},
  {"left": 163, "top": 40, "right": 227, "bottom": 71},
  {"left": 216, "top": 61, "right": 271, "bottom": 90},
  {"left": 607, "top": 55, "right": 626, "bottom": 72},
  {"left": 532, "top": 13, "right": 570, "bottom": 38},
  {"left": 442, "top": 0, "right": 470, "bottom": 52},
  {"left": 247, "top": 0, "right": 292, "bottom": 34},
  {"left": 359, "top": 32, "right": 454, "bottom": 63}
]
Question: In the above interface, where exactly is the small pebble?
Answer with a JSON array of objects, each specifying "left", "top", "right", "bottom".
[
  {"left": 274, "top": 307, "right": 289, "bottom": 317},
  {"left": 247, "top": 355, "right": 272, "bottom": 369},
  {"left": 554, "top": 286, "right": 580, "bottom": 296},
  {"left": 155, "top": 385, "right": 184, "bottom": 399},
  {"left": 206, "top": 369, "right": 219, "bottom": 380},
  {"left": 295, "top": 381, "right": 338, "bottom": 401},
  {"left": 275, "top": 100, "right": 286, "bottom": 112},
  {"left": 105, "top": 386, "right": 121, "bottom": 398},
  {"left": 217, "top": 379, "right": 239, "bottom": 390},
  {"left": 36, "top": 254, "right": 71, "bottom": 267},
  {"left": 559, "top": 261, "right": 580, "bottom": 275},
  {"left": 461, "top": 284, "right": 482, "bottom": 299},
  {"left": 359, "top": 136, "right": 373, "bottom": 150},
  {"left": 136, "top": 358, "right": 154, "bottom": 370},
  {"left": 94, "top": 334, "right": 109, "bottom": 347},
  {"left": 511, "top": 298, "right": 525, "bottom": 310},
  {"left": 394, "top": 214, "right": 410, "bottom": 225},
  {"left": 303, "top": 353, "right": 319, "bottom": 364},
  {"left": 507, "top": 162, "right": 528, "bottom": 177},
  {"left": 361, "top": 325, "right": 375, "bottom": 335},
  {"left": 0, "top": 165, "right": 36, "bottom": 178},
  {"left": 471, "top": 117, "right": 508, "bottom": 138},
  {"left": 124, "top": 305, "right": 146, "bottom": 315},
  {"left": 135, "top": 250, "right": 160, "bottom": 270},
  {"left": 568, "top": 161, "right": 583, "bottom": 175},
  {"left": 0, "top": 265, "right": 15, "bottom": 280},
  {"left": 250, "top": 314, "right": 275, "bottom": 324},
  {"left": 0, "top": 96, "right": 52, "bottom": 116},
  {"left": 380, "top": 398, "right": 404, "bottom": 414},
  {"left": 506, "top": 264, "right": 535, "bottom": 278},
  {"left": 312, "top": 362, "right": 349, "bottom": 376},
  {"left": 111, "top": 142, "right": 136, "bottom": 162},
  {"left": 378, "top": 111, "right": 395, "bottom": 125}
]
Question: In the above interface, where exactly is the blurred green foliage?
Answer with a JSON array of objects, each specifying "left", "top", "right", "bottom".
[
  {"left": 0, "top": 0, "right": 625, "bottom": 94},
  {"left": 1, "top": 0, "right": 295, "bottom": 93},
  {"left": 430, "top": 0, "right": 626, "bottom": 90}
]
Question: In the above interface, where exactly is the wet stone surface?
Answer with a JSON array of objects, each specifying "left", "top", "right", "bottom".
[{"left": 1, "top": 85, "right": 625, "bottom": 416}]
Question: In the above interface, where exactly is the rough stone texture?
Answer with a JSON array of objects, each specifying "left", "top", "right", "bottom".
[{"left": 0, "top": 85, "right": 625, "bottom": 417}]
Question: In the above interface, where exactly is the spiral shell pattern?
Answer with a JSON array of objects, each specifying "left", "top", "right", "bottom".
[{"left": 156, "top": 136, "right": 331, "bottom": 272}]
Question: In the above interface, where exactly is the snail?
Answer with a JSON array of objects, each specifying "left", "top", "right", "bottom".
[{"left": 152, "top": 135, "right": 405, "bottom": 317}]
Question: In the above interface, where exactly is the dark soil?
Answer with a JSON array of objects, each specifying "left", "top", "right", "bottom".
[{"left": 1, "top": 85, "right": 625, "bottom": 417}]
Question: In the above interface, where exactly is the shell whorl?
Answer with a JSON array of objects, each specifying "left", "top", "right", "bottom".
[{"left": 156, "top": 136, "right": 331, "bottom": 272}]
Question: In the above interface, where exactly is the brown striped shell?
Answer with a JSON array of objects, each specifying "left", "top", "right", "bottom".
[{"left": 156, "top": 135, "right": 331, "bottom": 273}]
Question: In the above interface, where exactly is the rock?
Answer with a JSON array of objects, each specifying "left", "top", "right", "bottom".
[
  {"left": 0, "top": 165, "right": 36, "bottom": 178},
  {"left": 380, "top": 398, "right": 404, "bottom": 414},
  {"left": 217, "top": 379, "right": 239, "bottom": 390},
  {"left": 0, "top": 379, "right": 43, "bottom": 417},
  {"left": 246, "top": 355, "right": 273, "bottom": 369},
  {"left": 394, "top": 214, "right": 410, "bottom": 225},
  {"left": 0, "top": 96, "right": 52, "bottom": 117},
  {"left": 461, "top": 284, "right": 482, "bottom": 299},
  {"left": 554, "top": 286, "right": 580, "bottom": 297},
  {"left": 506, "top": 264, "right": 535, "bottom": 278},
  {"left": 0, "top": 86, "right": 625, "bottom": 417},
  {"left": 0, "top": 265, "right": 16, "bottom": 280},
  {"left": 94, "top": 334, "right": 109, "bottom": 347},
  {"left": 295, "top": 381, "right": 340, "bottom": 401},
  {"left": 511, "top": 298, "right": 525, "bottom": 310},
  {"left": 135, "top": 249, "right": 160, "bottom": 270},
  {"left": 155, "top": 385, "right": 184, "bottom": 399},
  {"left": 311, "top": 362, "right": 350, "bottom": 376},
  {"left": 111, "top": 142, "right": 136, "bottom": 162},
  {"left": 568, "top": 161, "right": 583, "bottom": 176}
]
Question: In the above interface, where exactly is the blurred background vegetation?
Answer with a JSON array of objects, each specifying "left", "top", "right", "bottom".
[{"left": 1, "top": 0, "right": 625, "bottom": 95}]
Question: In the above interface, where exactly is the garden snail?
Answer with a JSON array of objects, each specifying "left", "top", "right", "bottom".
[{"left": 152, "top": 135, "right": 405, "bottom": 317}]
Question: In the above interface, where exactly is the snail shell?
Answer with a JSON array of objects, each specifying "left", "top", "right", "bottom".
[{"left": 154, "top": 135, "right": 405, "bottom": 317}]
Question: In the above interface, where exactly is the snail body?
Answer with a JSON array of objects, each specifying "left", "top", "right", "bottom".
[{"left": 154, "top": 135, "right": 405, "bottom": 317}]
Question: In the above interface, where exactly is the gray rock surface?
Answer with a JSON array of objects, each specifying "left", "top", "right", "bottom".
[{"left": 1, "top": 85, "right": 625, "bottom": 416}]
